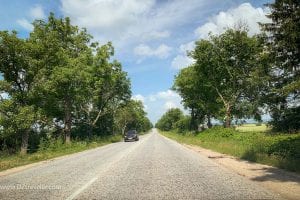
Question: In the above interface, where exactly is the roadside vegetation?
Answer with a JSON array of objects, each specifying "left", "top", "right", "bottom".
[
  {"left": 0, "top": 135, "right": 121, "bottom": 171},
  {"left": 0, "top": 13, "right": 152, "bottom": 169},
  {"left": 157, "top": 0, "right": 299, "bottom": 173},
  {"left": 160, "top": 127, "right": 300, "bottom": 173}
]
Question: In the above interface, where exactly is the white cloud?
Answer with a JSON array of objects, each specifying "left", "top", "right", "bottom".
[
  {"left": 132, "top": 94, "right": 145, "bottom": 103},
  {"left": 61, "top": 0, "right": 155, "bottom": 42},
  {"left": 171, "top": 55, "right": 194, "bottom": 69},
  {"left": 141, "top": 30, "right": 171, "bottom": 41},
  {"left": 164, "top": 101, "right": 177, "bottom": 110},
  {"left": 195, "top": 3, "right": 271, "bottom": 39},
  {"left": 16, "top": 4, "right": 45, "bottom": 31},
  {"left": 60, "top": 0, "right": 217, "bottom": 48},
  {"left": 179, "top": 41, "right": 195, "bottom": 54},
  {"left": 29, "top": 5, "right": 45, "bottom": 19},
  {"left": 134, "top": 44, "right": 172, "bottom": 59},
  {"left": 171, "top": 41, "right": 195, "bottom": 69},
  {"left": 136, "top": 90, "right": 186, "bottom": 123},
  {"left": 171, "top": 3, "right": 270, "bottom": 70},
  {"left": 156, "top": 90, "right": 179, "bottom": 99},
  {"left": 17, "top": 19, "right": 33, "bottom": 31}
]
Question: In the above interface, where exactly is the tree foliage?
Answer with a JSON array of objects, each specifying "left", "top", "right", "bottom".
[
  {"left": 260, "top": 0, "right": 300, "bottom": 132},
  {"left": 172, "top": 0, "right": 299, "bottom": 133},
  {"left": 0, "top": 13, "right": 151, "bottom": 154},
  {"left": 174, "top": 28, "right": 265, "bottom": 129},
  {"left": 155, "top": 108, "right": 184, "bottom": 131}
]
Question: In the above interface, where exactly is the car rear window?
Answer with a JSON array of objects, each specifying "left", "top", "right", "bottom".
[{"left": 127, "top": 131, "right": 136, "bottom": 135}]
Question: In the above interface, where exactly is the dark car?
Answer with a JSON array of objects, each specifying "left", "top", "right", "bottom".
[{"left": 124, "top": 130, "right": 139, "bottom": 142}]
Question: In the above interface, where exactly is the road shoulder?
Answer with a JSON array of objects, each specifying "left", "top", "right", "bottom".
[{"left": 184, "top": 143, "right": 300, "bottom": 200}]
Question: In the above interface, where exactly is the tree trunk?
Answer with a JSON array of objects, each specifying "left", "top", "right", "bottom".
[
  {"left": 190, "top": 108, "right": 197, "bottom": 131},
  {"left": 122, "top": 124, "right": 127, "bottom": 136},
  {"left": 207, "top": 114, "right": 212, "bottom": 128},
  {"left": 64, "top": 98, "right": 72, "bottom": 144},
  {"left": 225, "top": 104, "right": 231, "bottom": 128},
  {"left": 87, "top": 113, "right": 93, "bottom": 139},
  {"left": 20, "top": 130, "right": 29, "bottom": 155}
]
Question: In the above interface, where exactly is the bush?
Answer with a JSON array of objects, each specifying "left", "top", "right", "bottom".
[
  {"left": 270, "top": 106, "right": 300, "bottom": 133},
  {"left": 174, "top": 116, "right": 191, "bottom": 133}
]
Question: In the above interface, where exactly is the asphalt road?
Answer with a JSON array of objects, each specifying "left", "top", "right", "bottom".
[{"left": 0, "top": 129, "right": 280, "bottom": 200}]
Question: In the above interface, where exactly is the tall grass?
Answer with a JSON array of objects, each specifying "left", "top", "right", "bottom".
[
  {"left": 161, "top": 127, "right": 300, "bottom": 173},
  {"left": 0, "top": 134, "right": 122, "bottom": 172}
]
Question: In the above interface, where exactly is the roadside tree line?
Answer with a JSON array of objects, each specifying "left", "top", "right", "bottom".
[
  {"left": 171, "top": 0, "right": 299, "bottom": 133},
  {"left": 0, "top": 13, "right": 152, "bottom": 155}
]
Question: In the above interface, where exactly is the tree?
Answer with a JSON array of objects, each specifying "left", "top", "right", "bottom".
[
  {"left": 0, "top": 31, "right": 40, "bottom": 154},
  {"left": 29, "top": 13, "right": 94, "bottom": 143},
  {"left": 155, "top": 108, "right": 184, "bottom": 131},
  {"left": 0, "top": 13, "right": 142, "bottom": 156},
  {"left": 115, "top": 100, "right": 151, "bottom": 134},
  {"left": 191, "top": 29, "right": 265, "bottom": 127},
  {"left": 79, "top": 42, "right": 131, "bottom": 137},
  {"left": 260, "top": 0, "right": 300, "bottom": 132},
  {"left": 174, "top": 115, "right": 191, "bottom": 133},
  {"left": 173, "top": 65, "right": 221, "bottom": 130}
]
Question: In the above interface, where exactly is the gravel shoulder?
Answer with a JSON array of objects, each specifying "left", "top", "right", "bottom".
[{"left": 182, "top": 143, "right": 300, "bottom": 200}]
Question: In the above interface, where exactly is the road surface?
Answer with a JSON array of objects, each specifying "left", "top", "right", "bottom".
[{"left": 0, "top": 129, "right": 280, "bottom": 199}]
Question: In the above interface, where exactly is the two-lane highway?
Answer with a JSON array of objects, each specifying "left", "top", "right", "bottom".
[{"left": 0, "top": 129, "right": 280, "bottom": 199}]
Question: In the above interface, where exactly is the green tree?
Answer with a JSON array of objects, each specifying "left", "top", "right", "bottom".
[
  {"left": 0, "top": 31, "right": 40, "bottom": 154},
  {"left": 191, "top": 29, "right": 264, "bottom": 127},
  {"left": 260, "top": 0, "right": 300, "bottom": 132},
  {"left": 155, "top": 108, "right": 184, "bottom": 131},
  {"left": 29, "top": 13, "right": 93, "bottom": 143},
  {"left": 79, "top": 42, "right": 131, "bottom": 137},
  {"left": 115, "top": 100, "right": 151, "bottom": 134},
  {"left": 173, "top": 65, "right": 221, "bottom": 130}
]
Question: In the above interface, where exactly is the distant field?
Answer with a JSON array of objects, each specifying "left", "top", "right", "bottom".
[{"left": 235, "top": 124, "right": 270, "bottom": 132}]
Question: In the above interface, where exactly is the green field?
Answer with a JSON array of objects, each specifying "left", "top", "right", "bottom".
[
  {"left": 0, "top": 135, "right": 122, "bottom": 172},
  {"left": 235, "top": 124, "right": 270, "bottom": 132},
  {"left": 160, "top": 127, "right": 300, "bottom": 173}
]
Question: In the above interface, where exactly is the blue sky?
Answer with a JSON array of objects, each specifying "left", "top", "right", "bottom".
[{"left": 0, "top": 0, "right": 272, "bottom": 123}]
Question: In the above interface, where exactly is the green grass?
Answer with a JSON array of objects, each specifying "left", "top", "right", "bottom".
[
  {"left": 235, "top": 123, "right": 270, "bottom": 132},
  {"left": 0, "top": 135, "right": 122, "bottom": 172},
  {"left": 160, "top": 127, "right": 300, "bottom": 173}
]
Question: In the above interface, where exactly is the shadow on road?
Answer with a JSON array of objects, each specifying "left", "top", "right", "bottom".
[{"left": 249, "top": 166, "right": 300, "bottom": 184}]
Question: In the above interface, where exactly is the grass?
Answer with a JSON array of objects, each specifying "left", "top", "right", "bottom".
[
  {"left": 235, "top": 123, "right": 270, "bottom": 132},
  {"left": 0, "top": 135, "right": 122, "bottom": 172},
  {"left": 160, "top": 127, "right": 300, "bottom": 173}
]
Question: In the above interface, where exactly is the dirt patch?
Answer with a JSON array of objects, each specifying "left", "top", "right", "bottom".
[{"left": 184, "top": 144, "right": 300, "bottom": 200}]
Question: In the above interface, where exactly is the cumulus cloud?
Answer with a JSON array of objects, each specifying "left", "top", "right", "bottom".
[
  {"left": 60, "top": 0, "right": 217, "bottom": 47},
  {"left": 16, "top": 4, "right": 45, "bottom": 31},
  {"left": 195, "top": 3, "right": 271, "bottom": 39},
  {"left": 156, "top": 90, "right": 180, "bottom": 99},
  {"left": 29, "top": 5, "right": 45, "bottom": 19},
  {"left": 171, "top": 3, "right": 269, "bottom": 70},
  {"left": 141, "top": 30, "right": 171, "bottom": 41},
  {"left": 61, "top": 0, "right": 155, "bottom": 41},
  {"left": 179, "top": 42, "right": 194, "bottom": 53},
  {"left": 17, "top": 18, "right": 33, "bottom": 31},
  {"left": 134, "top": 44, "right": 172, "bottom": 59},
  {"left": 171, "top": 55, "right": 194, "bottom": 69},
  {"left": 171, "top": 41, "right": 195, "bottom": 69},
  {"left": 134, "top": 90, "right": 186, "bottom": 123},
  {"left": 132, "top": 94, "right": 145, "bottom": 103},
  {"left": 164, "top": 101, "right": 177, "bottom": 110}
]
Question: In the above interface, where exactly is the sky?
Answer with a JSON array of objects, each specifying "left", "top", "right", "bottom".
[{"left": 0, "top": 0, "right": 272, "bottom": 123}]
